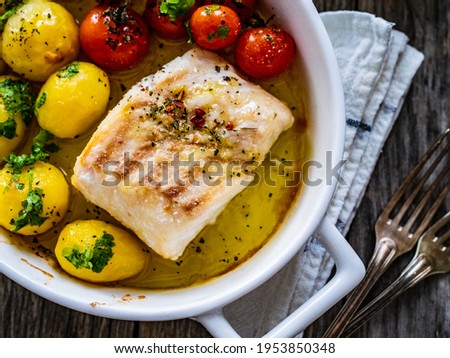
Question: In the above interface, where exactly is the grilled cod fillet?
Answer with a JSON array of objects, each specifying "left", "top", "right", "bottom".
[{"left": 72, "top": 48, "right": 294, "bottom": 260}]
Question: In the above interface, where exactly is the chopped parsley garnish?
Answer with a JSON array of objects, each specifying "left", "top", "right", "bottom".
[
  {"left": 3, "top": 129, "right": 60, "bottom": 232},
  {"left": 57, "top": 62, "right": 80, "bottom": 79},
  {"left": 62, "top": 231, "right": 116, "bottom": 273},
  {"left": 185, "top": 19, "right": 194, "bottom": 44},
  {"left": 10, "top": 187, "right": 48, "bottom": 232},
  {"left": 4, "top": 129, "right": 58, "bottom": 176},
  {"left": 36, "top": 92, "right": 47, "bottom": 109},
  {"left": 63, "top": 246, "right": 93, "bottom": 271},
  {"left": 159, "top": 0, "right": 195, "bottom": 22},
  {"left": 91, "top": 232, "right": 116, "bottom": 273},
  {"left": 0, "top": 118, "right": 17, "bottom": 139},
  {"left": 0, "top": 78, "right": 35, "bottom": 138},
  {"left": 208, "top": 25, "right": 230, "bottom": 41},
  {"left": 2, "top": 0, "right": 22, "bottom": 10},
  {"left": 0, "top": 0, "right": 23, "bottom": 31},
  {"left": 205, "top": 5, "right": 220, "bottom": 16}
]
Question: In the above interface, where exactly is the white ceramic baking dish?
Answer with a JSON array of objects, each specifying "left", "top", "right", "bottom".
[{"left": 0, "top": 0, "right": 365, "bottom": 337}]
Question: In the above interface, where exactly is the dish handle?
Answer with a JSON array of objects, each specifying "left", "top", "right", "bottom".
[{"left": 194, "top": 215, "right": 365, "bottom": 337}]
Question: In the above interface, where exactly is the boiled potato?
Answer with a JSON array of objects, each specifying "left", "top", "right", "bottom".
[
  {"left": 0, "top": 107, "right": 25, "bottom": 160},
  {"left": 0, "top": 0, "right": 10, "bottom": 73},
  {"left": 0, "top": 161, "right": 70, "bottom": 235},
  {"left": 0, "top": 76, "right": 34, "bottom": 160},
  {"left": 0, "top": 36, "right": 6, "bottom": 74},
  {"left": 36, "top": 61, "right": 110, "bottom": 138},
  {"left": 55, "top": 220, "right": 148, "bottom": 283},
  {"left": 2, "top": 0, "right": 79, "bottom": 81}
]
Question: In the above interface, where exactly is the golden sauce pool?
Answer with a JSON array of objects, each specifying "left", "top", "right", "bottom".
[{"left": 1, "top": 0, "right": 311, "bottom": 289}]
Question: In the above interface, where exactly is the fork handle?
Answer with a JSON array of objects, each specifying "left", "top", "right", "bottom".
[
  {"left": 342, "top": 254, "right": 433, "bottom": 337},
  {"left": 322, "top": 238, "right": 398, "bottom": 337}
]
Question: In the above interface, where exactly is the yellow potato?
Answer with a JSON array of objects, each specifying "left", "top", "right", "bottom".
[
  {"left": 36, "top": 61, "right": 110, "bottom": 138},
  {"left": 0, "top": 36, "right": 6, "bottom": 74},
  {"left": 0, "top": 76, "right": 34, "bottom": 161},
  {"left": 2, "top": 0, "right": 79, "bottom": 81},
  {"left": 55, "top": 220, "right": 148, "bottom": 283},
  {"left": 0, "top": 107, "right": 26, "bottom": 161},
  {"left": 0, "top": 161, "right": 70, "bottom": 235}
]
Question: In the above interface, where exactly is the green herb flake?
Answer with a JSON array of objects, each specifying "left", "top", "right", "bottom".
[
  {"left": 10, "top": 187, "right": 48, "bottom": 232},
  {"left": 62, "top": 246, "right": 93, "bottom": 271},
  {"left": 58, "top": 62, "right": 80, "bottom": 79},
  {"left": 185, "top": 19, "right": 193, "bottom": 44},
  {"left": 0, "top": 1, "right": 23, "bottom": 31},
  {"left": 159, "top": 0, "right": 195, "bottom": 22},
  {"left": 15, "top": 182, "right": 25, "bottom": 190},
  {"left": 0, "top": 118, "right": 17, "bottom": 139},
  {"left": 4, "top": 0, "right": 23, "bottom": 10},
  {"left": 62, "top": 231, "right": 116, "bottom": 273},
  {"left": 36, "top": 92, "right": 47, "bottom": 109},
  {"left": 208, "top": 25, "right": 230, "bottom": 41},
  {"left": 91, "top": 232, "right": 116, "bottom": 273},
  {"left": 4, "top": 129, "right": 58, "bottom": 180},
  {"left": 0, "top": 78, "right": 35, "bottom": 137},
  {"left": 205, "top": 5, "right": 220, "bottom": 15}
]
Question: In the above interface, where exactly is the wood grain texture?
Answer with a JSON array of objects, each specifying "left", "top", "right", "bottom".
[
  {"left": 1, "top": 0, "right": 449, "bottom": 338},
  {"left": 309, "top": 0, "right": 450, "bottom": 338}
]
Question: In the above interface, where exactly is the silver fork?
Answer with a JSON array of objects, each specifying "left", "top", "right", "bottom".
[
  {"left": 323, "top": 128, "right": 450, "bottom": 337},
  {"left": 343, "top": 211, "right": 450, "bottom": 337}
]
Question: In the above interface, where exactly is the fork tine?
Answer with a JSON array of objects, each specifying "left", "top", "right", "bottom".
[
  {"left": 402, "top": 163, "right": 450, "bottom": 236},
  {"left": 343, "top": 211, "right": 450, "bottom": 338},
  {"left": 389, "top": 136, "right": 450, "bottom": 225},
  {"left": 439, "top": 230, "right": 450, "bottom": 244},
  {"left": 379, "top": 129, "right": 449, "bottom": 223},
  {"left": 324, "top": 130, "right": 450, "bottom": 338},
  {"left": 432, "top": 212, "right": 450, "bottom": 244}
]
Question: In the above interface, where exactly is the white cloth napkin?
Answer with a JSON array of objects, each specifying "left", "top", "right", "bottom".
[{"left": 223, "top": 11, "right": 424, "bottom": 338}]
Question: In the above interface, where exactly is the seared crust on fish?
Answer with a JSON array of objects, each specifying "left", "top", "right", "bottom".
[{"left": 72, "top": 48, "right": 294, "bottom": 260}]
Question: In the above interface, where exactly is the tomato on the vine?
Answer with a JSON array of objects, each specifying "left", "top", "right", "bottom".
[
  {"left": 203, "top": 0, "right": 256, "bottom": 20},
  {"left": 79, "top": 5, "right": 150, "bottom": 71},
  {"left": 234, "top": 26, "right": 295, "bottom": 79},
  {"left": 189, "top": 5, "right": 241, "bottom": 50},
  {"left": 144, "top": 0, "right": 198, "bottom": 40}
]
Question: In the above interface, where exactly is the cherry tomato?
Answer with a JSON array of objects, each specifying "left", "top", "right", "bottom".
[
  {"left": 189, "top": 5, "right": 241, "bottom": 50},
  {"left": 203, "top": 0, "right": 256, "bottom": 20},
  {"left": 79, "top": 5, "right": 150, "bottom": 71},
  {"left": 144, "top": 0, "right": 198, "bottom": 40},
  {"left": 234, "top": 26, "right": 295, "bottom": 79}
]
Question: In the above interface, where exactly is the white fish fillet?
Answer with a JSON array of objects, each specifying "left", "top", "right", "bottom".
[{"left": 72, "top": 48, "right": 294, "bottom": 260}]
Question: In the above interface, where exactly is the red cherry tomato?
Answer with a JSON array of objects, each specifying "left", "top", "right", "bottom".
[
  {"left": 203, "top": 0, "right": 256, "bottom": 20},
  {"left": 189, "top": 5, "right": 241, "bottom": 50},
  {"left": 234, "top": 26, "right": 295, "bottom": 79},
  {"left": 80, "top": 5, "right": 150, "bottom": 71},
  {"left": 144, "top": 0, "right": 198, "bottom": 40}
]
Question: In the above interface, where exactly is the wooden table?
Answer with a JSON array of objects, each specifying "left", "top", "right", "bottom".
[{"left": 1, "top": 0, "right": 449, "bottom": 338}]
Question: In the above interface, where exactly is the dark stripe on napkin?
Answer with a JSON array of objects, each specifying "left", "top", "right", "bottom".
[{"left": 346, "top": 118, "right": 372, "bottom": 132}]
